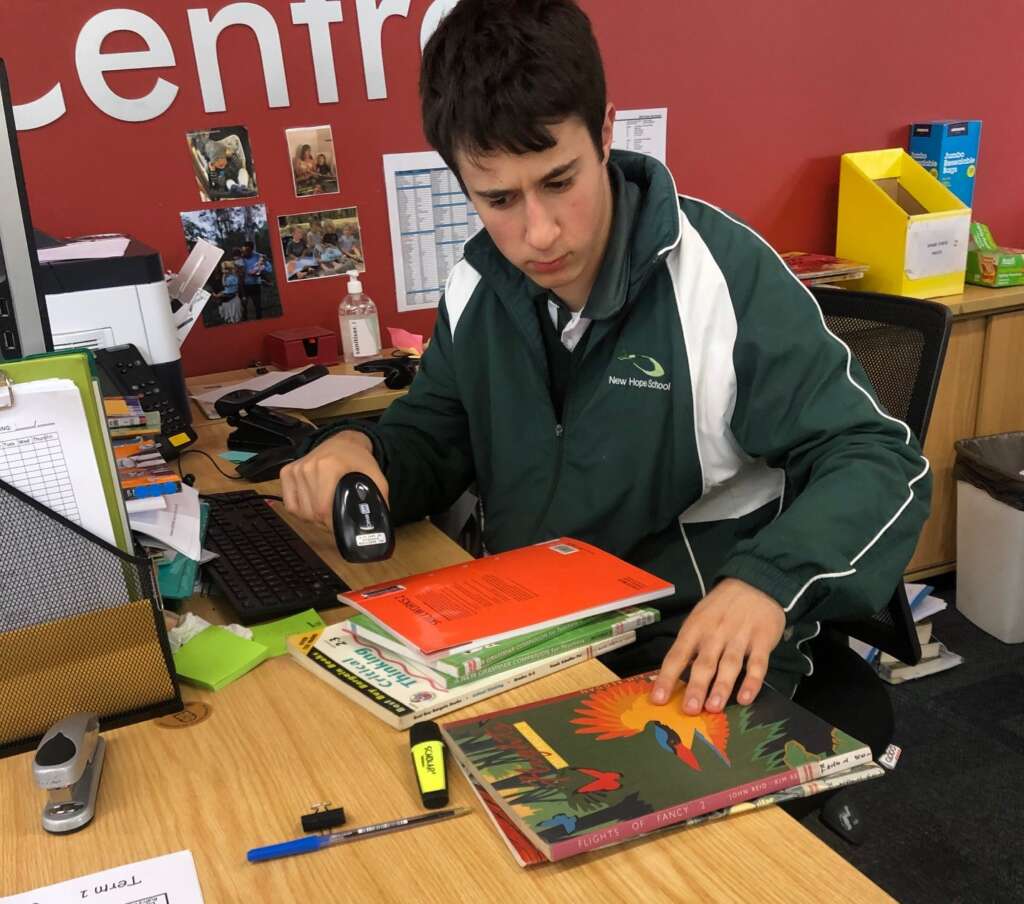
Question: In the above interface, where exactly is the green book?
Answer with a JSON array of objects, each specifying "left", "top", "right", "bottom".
[
  {"left": 172, "top": 626, "right": 269, "bottom": 691},
  {"left": 347, "top": 606, "right": 659, "bottom": 682}
]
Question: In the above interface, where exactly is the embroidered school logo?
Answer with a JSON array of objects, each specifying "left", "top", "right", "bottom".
[
  {"left": 609, "top": 353, "right": 672, "bottom": 391},
  {"left": 617, "top": 353, "right": 666, "bottom": 378}
]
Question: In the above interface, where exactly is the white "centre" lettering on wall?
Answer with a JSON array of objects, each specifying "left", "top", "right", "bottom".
[{"left": 11, "top": 0, "right": 460, "bottom": 130}]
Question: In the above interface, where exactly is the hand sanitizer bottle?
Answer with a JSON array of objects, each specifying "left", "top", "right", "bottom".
[{"left": 338, "top": 270, "right": 381, "bottom": 363}]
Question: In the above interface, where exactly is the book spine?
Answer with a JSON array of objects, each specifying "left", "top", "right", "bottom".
[
  {"left": 794, "top": 746, "right": 874, "bottom": 781},
  {"left": 407, "top": 633, "right": 635, "bottom": 725},
  {"left": 442, "top": 610, "right": 657, "bottom": 688},
  {"left": 670, "top": 764, "right": 885, "bottom": 833},
  {"left": 454, "top": 622, "right": 580, "bottom": 678},
  {"left": 347, "top": 620, "right": 443, "bottom": 668},
  {"left": 547, "top": 747, "right": 873, "bottom": 861},
  {"left": 122, "top": 479, "right": 182, "bottom": 499},
  {"left": 460, "top": 607, "right": 660, "bottom": 679}
]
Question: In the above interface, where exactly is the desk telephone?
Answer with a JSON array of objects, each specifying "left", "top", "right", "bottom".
[{"left": 94, "top": 343, "right": 197, "bottom": 459}]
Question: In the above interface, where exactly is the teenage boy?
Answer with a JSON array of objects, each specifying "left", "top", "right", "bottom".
[{"left": 281, "top": 0, "right": 929, "bottom": 732}]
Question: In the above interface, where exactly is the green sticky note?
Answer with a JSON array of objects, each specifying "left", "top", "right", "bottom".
[
  {"left": 250, "top": 608, "right": 327, "bottom": 658},
  {"left": 219, "top": 450, "right": 257, "bottom": 463},
  {"left": 172, "top": 626, "right": 269, "bottom": 691}
]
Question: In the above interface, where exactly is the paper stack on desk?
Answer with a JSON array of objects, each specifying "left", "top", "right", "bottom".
[{"left": 191, "top": 371, "right": 383, "bottom": 419}]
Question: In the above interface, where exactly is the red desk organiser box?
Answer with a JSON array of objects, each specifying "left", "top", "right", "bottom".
[{"left": 265, "top": 326, "right": 339, "bottom": 369}]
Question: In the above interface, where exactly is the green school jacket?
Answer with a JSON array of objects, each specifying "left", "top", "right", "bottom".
[{"left": 313, "top": 150, "right": 930, "bottom": 696}]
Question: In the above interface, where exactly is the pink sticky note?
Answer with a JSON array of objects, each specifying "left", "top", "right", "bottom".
[{"left": 387, "top": 327, "right": 425, "bottom": 355}]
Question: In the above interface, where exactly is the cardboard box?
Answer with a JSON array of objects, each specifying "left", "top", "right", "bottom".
[
  {"left": 264, "top": 326, "right": 339, "bottom": 369},
  {"left": 908, "top": 120, "right": 981, "bottom": 206},
  {"left": 966, "top": 223, "right": 1024, "bottom": 288},
  {"left": 837, "top": 149, "right": 970, "bottom": 298}
]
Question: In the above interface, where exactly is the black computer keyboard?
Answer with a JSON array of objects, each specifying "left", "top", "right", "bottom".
[{"left": 202, "top": 490, "right": 348, "bottom": 623}]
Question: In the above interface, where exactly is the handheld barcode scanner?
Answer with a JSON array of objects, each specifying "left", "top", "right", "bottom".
[
  {"left": 32, "top": 713, "right": 106, "bottom": 833},
  {"left": 333, "top": 472, "right": 394, "bottom": 563}
]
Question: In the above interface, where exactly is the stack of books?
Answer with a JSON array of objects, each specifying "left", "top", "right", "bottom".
[
  {"left": 850, "top": 583, "right": 963, "bottom": 683},
  {"left": 103, "top": 396, "right": 205, "bottom": 602},
  {"left": 442, "top": 671, "right": 885, "bottom": 864},
  {"left": 781, "top": 251, "right": 869, "bottom": 287},
  {"left": 104, "top": 396, "right": 182, "bottom": 510},
  {"left": 287, "top": 538, "right": 674, "bottom": 729},
  {"left": 877, "top": 617, "right": 963, "bottom": 684}
]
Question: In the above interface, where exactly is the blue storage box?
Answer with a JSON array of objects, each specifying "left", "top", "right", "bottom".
[{"left": 908, "top": 120, "right": 982, "bottom": 206}]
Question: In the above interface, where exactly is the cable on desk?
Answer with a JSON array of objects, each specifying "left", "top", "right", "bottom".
[{"left": 177, "top": 449, "right": 245, "bottom": 482}]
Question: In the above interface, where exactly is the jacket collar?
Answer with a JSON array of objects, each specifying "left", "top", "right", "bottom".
[{"left": 463, "top": 149, "right": 680, "bottom": 322}]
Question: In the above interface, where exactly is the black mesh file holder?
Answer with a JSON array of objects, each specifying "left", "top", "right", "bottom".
[{"left": 0, "top": 478, "right": 182, "bottom": 758}]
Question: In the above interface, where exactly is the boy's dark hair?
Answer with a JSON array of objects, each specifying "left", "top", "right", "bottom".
[{"left": 420, "top": 0, "right": 607, "bottom": 175}]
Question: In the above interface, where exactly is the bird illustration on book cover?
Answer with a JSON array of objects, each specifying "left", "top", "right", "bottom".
[{"left": 444, "top": 673, "right": 863, "bottom": 850}]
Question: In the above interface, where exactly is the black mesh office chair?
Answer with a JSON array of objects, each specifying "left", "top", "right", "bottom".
[
  {"left": 812, "top": 286, "right": 951, "bottom": 661},
  {"left": 786, "top": 285, "right": 951, "bottom": 838}
]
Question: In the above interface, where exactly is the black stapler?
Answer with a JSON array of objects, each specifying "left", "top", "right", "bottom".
[{"left": 216, "top": 365, "right": 328, "bottom": 480}]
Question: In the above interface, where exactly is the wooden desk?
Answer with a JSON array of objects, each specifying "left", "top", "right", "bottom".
[
  {"left": 907, "top": 283, "right": 1024, "bottom": 578},
  {"left": 0, "top": 419, "right": 892, "bottom": 902}
]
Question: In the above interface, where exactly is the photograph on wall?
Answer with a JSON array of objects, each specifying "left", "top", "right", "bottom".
[
  {"left": 179, "top": 204, "right": 282, "bottom": 327},
  {"left": 285, "top": 125, "right": 339, "bottom": 197},
  {"left": 187, "top": 125, "right": 259, "bottom": 202},
  {"left": 276, "top": 206, "right": 364, "bottom": 282}
]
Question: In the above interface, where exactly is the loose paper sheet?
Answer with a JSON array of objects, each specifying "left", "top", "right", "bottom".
[
  {"left": 129, "top": 483, "right": 202, "bottom": 562},
  {"left": 36, "top": 236, "right": 131, "bottom": 262},
  {"left": 1, "top": 850, "right": 204, "bottom": 903},
  {"left": 0, "top": 378, "right": 115, "bottom": 545},
  {"left": 904, "top": 213, "right": 970, "bottom": 279},
  {"left": 192, "top": 372, "right": 383, "bottom": 413}
]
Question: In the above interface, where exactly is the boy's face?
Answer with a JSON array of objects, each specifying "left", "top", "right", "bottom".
[{"left": 456, "top": 108, "right": 615, "bottom": 308}]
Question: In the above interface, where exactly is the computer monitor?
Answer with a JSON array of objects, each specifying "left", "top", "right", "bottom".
[{"left": 0, "top": 58, "right": 51, "bottom": 360}]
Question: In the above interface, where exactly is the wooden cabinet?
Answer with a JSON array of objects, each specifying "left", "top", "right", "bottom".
[
  {"left": 906, "top": 286, "right": 1024, "bottom": 578},
  {"left": 976, "top": 308, "right": 1024, "bottom": 436}
]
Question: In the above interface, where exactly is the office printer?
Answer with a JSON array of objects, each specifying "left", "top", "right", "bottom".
[{"left": 34, "top": 233, "right": 190, "bottom": 421}]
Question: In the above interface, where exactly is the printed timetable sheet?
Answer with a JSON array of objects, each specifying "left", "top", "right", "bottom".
[
  {"left": 382, "top": 108, "right": 669, "bottom": 312},
  {"left": 384, "top": 150, "right": 484, "bottom": 313}
]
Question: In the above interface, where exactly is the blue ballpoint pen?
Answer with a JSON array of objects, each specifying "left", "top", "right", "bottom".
[{"left": 246, "top": 807, "right": 471, "bottom": 863}]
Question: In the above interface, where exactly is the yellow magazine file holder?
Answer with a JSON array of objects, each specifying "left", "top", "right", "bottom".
[
  {"left": 0, "top": 350, "right": 181, "bottom": 757},
  {"left": 837, "top": 148, "right": 970, "bottom": 299}
]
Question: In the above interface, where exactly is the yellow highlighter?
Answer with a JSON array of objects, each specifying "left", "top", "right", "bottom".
[{"left": 410, "top": 721, "right": 449, "bottom": 809}]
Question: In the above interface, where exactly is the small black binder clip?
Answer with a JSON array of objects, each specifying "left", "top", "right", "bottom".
[{"left": 301, "top": 802, "right": 346, "bottom": 834}]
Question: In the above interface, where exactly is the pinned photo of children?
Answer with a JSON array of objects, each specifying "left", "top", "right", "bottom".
[
  {"left": 277, "top": 208, "right": 364, "bottom": 282},
  {"left": 187, "top": 126, "right": 259, "bottom": 202},
  {"left": 285, "top": 125, "right": 339, "bottom": 197},
  {"left": 180, "top": 204, "right": 282, "bottom": 326}
]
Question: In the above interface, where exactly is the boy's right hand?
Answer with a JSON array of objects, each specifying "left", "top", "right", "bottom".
[{"left": 280, "top": 431, "right": 389, "bottom": 529}]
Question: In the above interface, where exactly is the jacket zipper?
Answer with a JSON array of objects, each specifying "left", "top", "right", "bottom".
[{"left": 535, "top": 366, "right": 575, "bottom": 534}]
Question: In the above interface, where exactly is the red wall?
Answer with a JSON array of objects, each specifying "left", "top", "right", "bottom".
[{"left": 2, "top": 1, "right": 1021, "bottom": 376}]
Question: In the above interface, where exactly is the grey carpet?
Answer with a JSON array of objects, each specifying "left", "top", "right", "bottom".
[{"left": 802, "top": 574, "right": 1024, "bottom": 903}]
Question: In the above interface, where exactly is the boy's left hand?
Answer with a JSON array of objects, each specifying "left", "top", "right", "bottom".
[{"left": 650, "top": 578, "right": 785, "bottom": 714}]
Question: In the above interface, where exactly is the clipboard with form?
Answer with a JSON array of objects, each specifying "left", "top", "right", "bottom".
[{"left": 0, "top": 349, "right": 131, "bottom": 552}]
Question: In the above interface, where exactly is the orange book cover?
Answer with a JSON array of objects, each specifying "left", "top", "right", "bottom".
[{"left": 340, "top": 538, "right": 674, "bottom": 657}]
